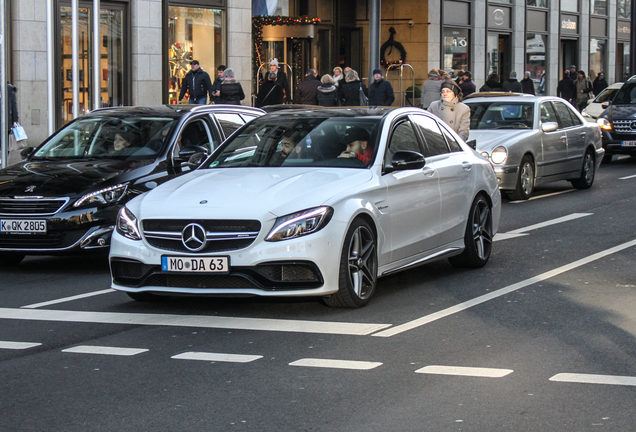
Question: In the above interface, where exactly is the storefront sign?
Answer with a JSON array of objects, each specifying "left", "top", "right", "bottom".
[
  {"left": 263, "top": 24, "right": 315, "bottom": 39},
  {"left": 617, "top": 22, "right": 631, "bottom": 40},
  {"left": 488, "top": 6, "right": 511, "bottom": 29},
  {"left": 561, "top": 15, "right": 578, "bottom": 34}
]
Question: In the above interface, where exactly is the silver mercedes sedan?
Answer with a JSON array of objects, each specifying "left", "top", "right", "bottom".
[{"left": 464, "top": 94, "right": 604, "bottom": 200}]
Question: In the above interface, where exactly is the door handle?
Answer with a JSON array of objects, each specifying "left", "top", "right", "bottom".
[
  {"left": 580, "top": 132, "right": 587, "bottom": 136},
  {"left": 422, "top": 168, "right": 435, "bottom": 177},
  {"left": 462, "top": 162, "right": 472, "bottom": 171}
]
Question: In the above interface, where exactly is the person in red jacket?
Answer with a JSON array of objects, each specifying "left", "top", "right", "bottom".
[{"left": 338, "top": 127, "right": 373, "bottom": 165}]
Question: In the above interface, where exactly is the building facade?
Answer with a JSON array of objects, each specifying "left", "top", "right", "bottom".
[{"left": 4, "top": 0, "right": 632, "bottom": 148}]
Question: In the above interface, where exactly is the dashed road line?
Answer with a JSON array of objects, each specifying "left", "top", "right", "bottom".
[
  {"left": 0, "top": 308, "right": 391, "bottom": 336},
  {"left": 415, "top": 365, "right": 513, "bottom": 378},
  {"left": 509, "top": 189, "right": 574, "bottom": 203},
  {"left": 21, "top": 289, "right": 116, "bottom": 309},
  {"left": 289, "top": 358, "right": 383, "bottom": 370},
  {"left": 550, "top": 373, "right": 636, "bottom": 387},
  {"left": 619, "top": 174, "right": 636, "bottom": 180},
  {"left": 372, "top": 238, "right": 636, "bottom": 337},
  {"left": 494, "top": 213, "right": 592, "bottom": 242},
  {"left": 61, "top": 345, "right": 149, "bottom": 356},
  {"left": 0, "top": 341, "right": 42, "bottom": 350},
  {"left": 172, "top": 352, "right": 263, "bottom": 363}
]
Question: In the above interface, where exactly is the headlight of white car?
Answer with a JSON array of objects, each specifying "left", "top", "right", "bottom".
[
  {"left": 490, "top": 146, "right": 508, "bottom": 164},
  {"left": 116, "top": 206, "right": 142, "bottom": 240},
  {"left": 266, "top": 206, "right": 334, "bottom": 242},
  {"left": 74, "top": 183, "right": 128, "bottom": 208},
  {"left": 581, "top": 108, "right": 589, "bottom": 117},
  {"left": 597, "top": 117, "right": 612, "bottom": 130}
]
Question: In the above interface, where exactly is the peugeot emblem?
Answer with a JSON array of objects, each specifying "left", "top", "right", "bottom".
[
  {"left": 181, "top": 223, "right": 207, "bottom": 251},
  {"left": 25, "top": 185, "right": 37, "bottom": 193}
]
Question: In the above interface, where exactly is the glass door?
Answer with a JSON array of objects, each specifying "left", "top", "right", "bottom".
[{"left": 59, "top": 2, "right": 127, "bottom": 126}]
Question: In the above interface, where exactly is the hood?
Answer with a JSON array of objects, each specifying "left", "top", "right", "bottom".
[
  {"left": 0, "top": 158, "right": 155, "bottom": 197},
  {"left": 608, "top": 104, "right": 636, "bottom": 120},
  {"left": 468, "top": 130, "right": 537, "bottom": 152},
  {"left": 133, "top": 167, "right": 373, "bottom": 220}
]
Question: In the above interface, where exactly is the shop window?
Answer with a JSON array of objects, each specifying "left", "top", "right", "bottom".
[
  {"left": 443, "top": 28, "right": 470, "bottom": 79},
  {"left": 561, "top": 0, "right": 579, "bottom": 12},
  {"left": 591, "top": 0, "right": 607, "bottom": 15},
  {"left": 168, "top": 6, "right": 225, "bottom": 104},
  {"left": 526, "top": 34, "right": 547, "bottom": 95},
  {"left": 589, "top": 38, "right": 607, "bottom": 79}
]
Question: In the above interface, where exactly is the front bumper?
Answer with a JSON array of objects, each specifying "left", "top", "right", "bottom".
[
  {"left": 601, "top": 130, "right": 636, "bottom": 156},
  {"left": 492, "top": 164, "right": 519, "bottom": 192}
]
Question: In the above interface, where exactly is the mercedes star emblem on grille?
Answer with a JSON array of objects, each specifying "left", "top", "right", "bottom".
[
  {"left": 631, "top": 121, "right": 636, "bottom": 130},
  {"left": 25, "top": 185, "right": 37, "bottom": 193},
  {"left": 181, "top": 223, "right": 207, "bottom": 251}
]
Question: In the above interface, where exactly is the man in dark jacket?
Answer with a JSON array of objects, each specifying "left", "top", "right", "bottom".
[
  {"left": 295, "top": 69, "right": 321, "bottom": 105},
  {"left": 210, "top": 65, "right": 226, "bottom": 104},
  {"left": 557, "top": 71, "right": 576, "bottom": 104},
  {"left": 502, "top": 71, "right": 523, "bottom": 93},
  {"left": 521, "top": 71, "right": 536, "bottom": 95},
  {"left": 368, "top": 68, "right": 395, "bottom": 106},
  {"left": 268, "top": 59, "right": 291, "bottom": 103},
  {"left": 255, "top": 72, "right": 283, "bottom": 108},
  {"left": 179, "top": 60, "right": 214, "bottom": 104},
  {"left": 593, "top": 72, "right": 608, "bottom": 96},
  {"left": 458, "top": 71, "right": 476, "bottom": 97}
]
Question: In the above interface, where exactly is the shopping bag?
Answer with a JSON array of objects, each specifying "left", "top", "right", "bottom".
[
  {"left": 358, "top": 84, "right": 368, "bottom": 106},
  {"left": 12, "top": 124, "right": 27, "bottom": 141}
]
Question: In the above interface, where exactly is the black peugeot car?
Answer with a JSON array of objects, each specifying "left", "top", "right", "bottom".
[
  {"left": 0, "top": 104, "right": 264, "bottom": 265},
  {"left": 596, "top": 75, "right": 636, "bottom": 164}
]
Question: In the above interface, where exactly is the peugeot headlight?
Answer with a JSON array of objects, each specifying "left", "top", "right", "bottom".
[
  {"left": 597, "top": 117, "right": 612, "bottom": 130},
  {"left": 115, "top": 206, "right": 141, "bottom": 240},
  {"left": 74, "top": 183, "right": 128, "bottom": 208},
  {"left": 266, "top": 206, "right": 334, "bottom": 242},
  {"left": 490, "top": 146, "right": 508, "bottom": 164}
]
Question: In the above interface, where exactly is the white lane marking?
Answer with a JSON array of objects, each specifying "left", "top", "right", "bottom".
[
  {"left": 415, "top": 365, "right": 513, "bottom": 378},
  {"left": 172, "top": 352, "right": 262, "bottom": 363},
  {"left": 509, "top": 189, "right": 574, "bottom": 203},
  {"left": 21, "top": 289, "right": 116, "bottom": 309},
  {"left": 289, "top": 358, "right": 383, "bottom": 370},
  {"left": 619, "top": 174, "right": 636, "bottom": 180},
  {"left": 372, "top": 239, "right": 636, "bottom": 337},
  {"left": 550, "top": 373, "right": 636, "bottom": 387},
  {"left": 61, "top": 345, "right": 149, "bottom": 356},
  {"left": 0, "top": 308, "right": 391, "bottom": 336},
  {"left": 494, "top": 213, "right": 592, "bottom": 241},
  {"left": 0, "top": 341, "right": 42, "bottom": 350}
]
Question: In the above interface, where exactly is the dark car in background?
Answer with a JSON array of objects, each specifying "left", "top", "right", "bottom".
[
  {"left": 0, "top": 104, "right": 264, "bottom": 265},
  {"left": 596, "top": 76, "right": 636, "bottom": 163}
]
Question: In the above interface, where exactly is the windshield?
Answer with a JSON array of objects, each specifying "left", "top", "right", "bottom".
[
  {"left": 612, "top": 83, "right": 636, "bottom": 105},
  {"left": 33, "top": 116, "right": 176, "bottom": 160},
  {"left": 593, "top": 87, "right": 618, "bottom": 103},
  {"left": 203, "top": 117, "right": 380, "bottom": 169},
  {"left": 467, "top": 102, "right": 535, "bottom": 130}
]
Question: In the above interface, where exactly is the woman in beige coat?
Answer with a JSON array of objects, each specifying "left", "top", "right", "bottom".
[{"left": 427, "top": 81, "right": 471, "bottom": 141}]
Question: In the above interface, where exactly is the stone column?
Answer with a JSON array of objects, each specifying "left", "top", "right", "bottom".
[
  {"left": 227, "top": 0, "right": 253, "bottom": 105},
  {"left": 132, "top": 0, "right": 163, "bottom": 105}
]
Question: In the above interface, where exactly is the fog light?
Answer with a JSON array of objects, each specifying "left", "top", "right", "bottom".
[{"left": 98, "top": 237, "right": 106, "bottom": 246}]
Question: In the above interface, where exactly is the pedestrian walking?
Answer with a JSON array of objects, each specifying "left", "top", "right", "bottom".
[
  {"left": 458, "top": 70, "right": 476, "bottom": 97},
  {"left": 255, "top": 72, "right": 283, "bottom": 108},
  {"left": 428, "top": 81, "right": 471, "bottom": 141},
  {"left": 317, "top": 74, "right": 340, "bottom": 107},
  {"left": 210, "top": 65, "right": 226, "bottom": 104},
  {"left": 593, "top": 72, "right": 608, "bottom": 96},
  {"left": 178, "top": 60, "right": 214, "bottom": 104},
  {"left": 502, "top": 71, "right": 523, "bottom": 93},
  {"left": 295, "top": 69, "right": 321, "bottom": 105},
  {"left": 368, "top": 68, "right": 395, "bottom": 106},
  {"left": 338, "top": 69, "right": 368, "bottom": 106},
  {"left": 575, "top": 70, "right": 594, "bottom": 112},
  {"left": 420, "top": 69, "right": 443, "bottom": 109},
  {"left": 219, "top": 68, "right": 245, "bottom": 105},
  {"left": 479, "top": 73, "right": 503, "bottom": 92},
  {"left": 557, "top": 70, "right": 576, "bottom": 105},
  {"left": 521, "top": 71, "right": 536, "bottom": 95}
]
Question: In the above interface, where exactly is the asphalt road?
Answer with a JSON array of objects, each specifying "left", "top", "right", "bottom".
[{"left": 2, "top": 157, "right": 636, "bottom": 431}]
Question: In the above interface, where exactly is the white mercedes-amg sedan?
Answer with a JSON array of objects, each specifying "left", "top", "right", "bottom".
[{"left": 109, "top": 107, "right": 501, "bottom": 307}]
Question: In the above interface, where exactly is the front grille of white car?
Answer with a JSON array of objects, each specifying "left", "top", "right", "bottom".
[
  {"left": 611, "top": 120, "right": 636, "bottom": 134},
  {"left": 141, "top": 219, "right": 261, "bottom": 253}
]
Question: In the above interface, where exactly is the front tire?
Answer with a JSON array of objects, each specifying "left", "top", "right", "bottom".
[
  {"left": 449, "top": 195, "right": 493, "bottom": 268},
  {"left": 509, "top": 155, "right": 534, "bottom": 200},
  {"left": 322, "top": 219, "right": 377, "bottom": 308},
  {"left": 571, "top": 150, "right": 595, "bottom": 189}
]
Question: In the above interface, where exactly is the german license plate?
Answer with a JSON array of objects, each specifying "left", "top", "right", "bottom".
[
  {"left": 0, "top": 219, "right": 47, "bottom": 234},
  {"left": 621, "top": 141, "right": 636, "bottom": 147},
  {"left": 161, "top": 256, "right": 230, "bottom": 273}
]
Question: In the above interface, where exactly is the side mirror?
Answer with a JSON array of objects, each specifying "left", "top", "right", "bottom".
[
  {"left": 601, "top": 101, "right": 611, "bottom": 109},
  {"left": 465, "top": 139, "right": 477, "bottom": 150},
  {"left": 541, "top": 122, "right": 559, "bottom": 133},
  {"left": 20, "top": 147, "right": 35, "bottom": 160},
  {"left": 174, "top": 145, "right": 209, "bottom": 164},
  {"left": 386, "top": 150, "right": 425, "bottom": 173}
]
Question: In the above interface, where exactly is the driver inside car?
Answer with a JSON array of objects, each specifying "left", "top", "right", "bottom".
[
  {"left": 338, "top": 127, "right": 373, "bottom": 165},
  {"left": 269, "top": 134, "right": 298, "bottom": 166}
]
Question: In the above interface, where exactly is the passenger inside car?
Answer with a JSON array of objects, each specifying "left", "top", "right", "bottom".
[{"left": 338, "top": 127, "right": 373, "bottom": 165}]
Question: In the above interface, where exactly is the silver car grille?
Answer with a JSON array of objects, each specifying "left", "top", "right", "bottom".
[
  {"left": 612, "top": 120, "right": 636, "bottom": 134},
  {"left": 0, "top": 197, "right": 69, "bottom": 215},
  {"left": 141, "top": 219, "right": 261, "bottom": 253}
]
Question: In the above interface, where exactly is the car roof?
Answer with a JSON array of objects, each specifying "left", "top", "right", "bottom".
[
  {"left": 464, "top": 92, "right": 534, "bottom": 100},
  {"left": 85, "top": 104, "right": 265, "bottom": 119},
  {"left": 464, "top": 95, "right": 552, "bottom": 103},
  {"left": 257, "top": 106, "right": 408, "bottom": 120}
]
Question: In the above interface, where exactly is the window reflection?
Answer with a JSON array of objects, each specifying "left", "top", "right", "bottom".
[
  {"left": 526, "top": 34, "right": 546, "bottom": 95},
  {"left": 591, "top": 0, "right": 607, "bottom": 15},
  {"left": 589, "top": 38, "right": 607, "bottom": 81},
  {"left": 443, "top": 28, "right": 469, "bottom": 79},
  {"left": 618, "top": 0, "right": 631, "bottom": 19},
  {"left": 527, "top": 0, "right": 548, "bottom": 7},
  {"left": 561, "top": 0, "right": 579, "bottom": 12}
]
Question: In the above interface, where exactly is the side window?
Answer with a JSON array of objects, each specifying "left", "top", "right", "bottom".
[
  {"left": 214, "top": 113, "right": 245, "bottom": 137},
  {"left": 384, "top": 120, "right": 422, "bottom": 165},
  {"left": 438, "top": 124, "right": 463, "bottom": 152},
  {"left": 410, "top": 114, "right": 450, "bottom": 157},
  {"left": 540, "top": 102, "right": 559, "bottom": 126},
  {"left": 556, "top": 101, "right": 583, "bottom": 126},
  {"left": 553, "top": 101, "right": 575, "bottom": 128},
  {"left": 173, "top": 119, "right": 214, "bottom": 157}
]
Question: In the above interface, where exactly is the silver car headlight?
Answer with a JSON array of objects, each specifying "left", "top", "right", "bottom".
[
  {"left": 480, "top": 151, "right": 489, "bottom": 160},
  {"left": 74, "top": 183, "right": 128, "bottom": 208},
  {"left": 490, "top": 146, "right": 508, "bottom": 164},
  {"left": 266, "top": 206, "right": 334, "bottom": 242},
  {"left": 115, "top": 206, "right": 142, "bottom": 240},
  {"left": 581, "top": 108, "right": 589, "bottom": 117}
]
